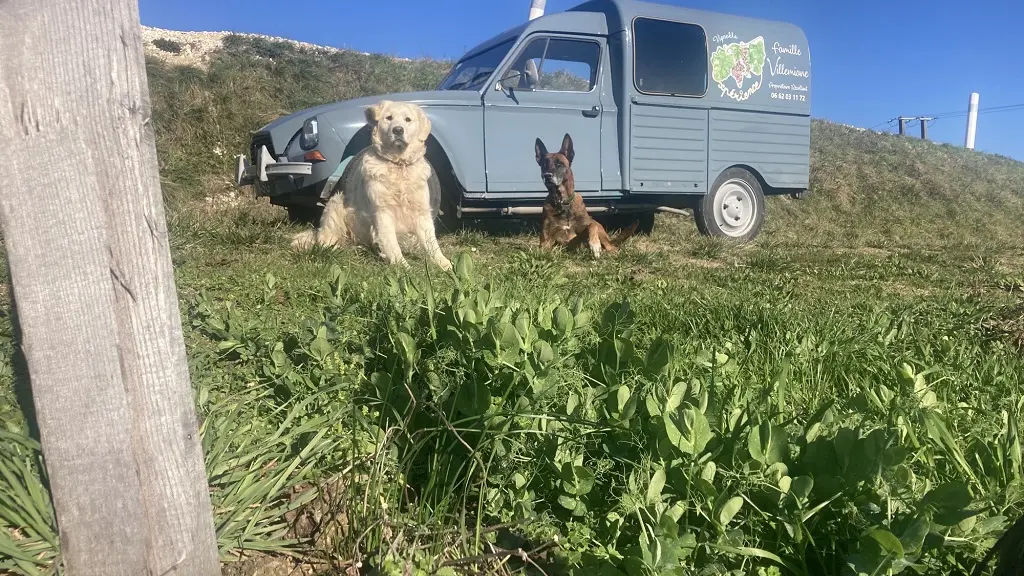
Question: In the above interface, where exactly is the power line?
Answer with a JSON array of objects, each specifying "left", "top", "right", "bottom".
[
  {"left": 868, "top": 102, "right": 1024, "bottom": 135},
  {"left": 922, "top": 102, "right": 1024, "bottom": 118}
]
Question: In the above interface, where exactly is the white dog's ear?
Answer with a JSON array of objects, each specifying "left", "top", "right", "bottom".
[
  {"left": 365, "top": 100, "right": 388, "bottom": 124},
  {"left": 417, "top": 106, "right": 432, "bottom": 142}
]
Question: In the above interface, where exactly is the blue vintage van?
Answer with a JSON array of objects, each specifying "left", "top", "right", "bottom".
[{"left": 235, "top": 0, "right": 811, "bottom": 241}]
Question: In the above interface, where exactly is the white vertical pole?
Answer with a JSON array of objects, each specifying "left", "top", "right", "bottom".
[
  {"left": 965, "top": 92, "right": 979, "bottom": 149},
  {"left": 529, "top": 0, "right": 546, "bottom": 20}
]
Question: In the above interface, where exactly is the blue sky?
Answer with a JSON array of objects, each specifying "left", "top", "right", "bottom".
[{"left": 140, "top": 0, "right": 1024, "bottom": 161}]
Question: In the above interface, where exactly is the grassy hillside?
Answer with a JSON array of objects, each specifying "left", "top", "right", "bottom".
[{"left": 1, "top": 32, "right": 1024, "bottom": 576}]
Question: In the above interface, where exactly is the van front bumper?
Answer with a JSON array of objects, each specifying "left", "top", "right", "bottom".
[{"left": 234, "top": 145, "right": 313, "bottom": 194}]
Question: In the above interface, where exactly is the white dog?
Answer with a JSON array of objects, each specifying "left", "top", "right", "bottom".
[{"left": 291, "top": 100, "right": 452, "bottom": 271}]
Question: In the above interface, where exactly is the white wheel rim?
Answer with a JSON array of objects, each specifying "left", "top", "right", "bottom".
[{"left": 713, "top": 179, "right": 757, "bottom": 237}]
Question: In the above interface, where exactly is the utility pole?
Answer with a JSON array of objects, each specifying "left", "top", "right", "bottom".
[
  {"left": 919, "top": 117, "right": 933, "bottom": 140},
  {"left": 896, "top": 116, "right": 932, "bottom": 140},
  {"left": 965, "top": 92, "right": 979, "bottom": 149},
  {"left": 529, "top": 0, "right": 546, "bottom": 19}
]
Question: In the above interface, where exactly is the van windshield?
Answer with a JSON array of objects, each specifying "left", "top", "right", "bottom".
[{"left": 437, "top": 38, "right": 515, "bottom": 91}]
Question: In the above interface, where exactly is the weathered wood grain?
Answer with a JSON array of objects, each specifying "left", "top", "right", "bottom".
[{"left": 0, "top": 0, "right": 221, "bottom": 573}]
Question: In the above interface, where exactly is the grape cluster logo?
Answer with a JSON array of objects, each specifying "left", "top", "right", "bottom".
[{"left": 710, "top": 36, "right": 766, "bottom": 102}]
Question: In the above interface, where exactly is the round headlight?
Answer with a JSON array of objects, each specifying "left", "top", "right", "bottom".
[{"left": 300, "top": 117, "right": 319, "bottom": 150}]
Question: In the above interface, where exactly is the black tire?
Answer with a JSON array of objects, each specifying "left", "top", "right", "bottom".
[
  {"left": 636, "top": 211, "right": 656, "bottom": 235},
  {"left": 599, "top": 212, "right": 656, "bottom": 236},
  {"left": 286, "top": 204, "right": 323, "bottom": 224},
  {"left": 694, "top": 167, "right": 765, "bottom": 242},
  {"left": 425, "top": 156, "right": 463, "bottom": 234}
]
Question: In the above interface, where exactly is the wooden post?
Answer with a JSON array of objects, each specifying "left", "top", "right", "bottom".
[
  {"left": 0, "top": 1, "right": 221, "bottom": 574},
  {"left": 920, "top": 117, "right": 931, "bottom": 140},
  {"left": 898, "top": 117, "right": 907, "bottom": 136}
]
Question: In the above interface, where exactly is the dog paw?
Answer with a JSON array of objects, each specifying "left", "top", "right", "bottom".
[{"left": 437, "top": 258, "right": 453, "bottom": 271}]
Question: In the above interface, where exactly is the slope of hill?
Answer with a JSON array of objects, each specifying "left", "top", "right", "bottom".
[
  {"left": 142, "top": 29, "right": 1024, "bottom": 250},
  {"left": 0, "top": 27, "right": 1022, "bottom": 576}
]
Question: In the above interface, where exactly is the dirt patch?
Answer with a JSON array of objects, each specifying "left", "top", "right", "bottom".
[
  {"left": 221, "top": 554, "right": 318, "bottom": 576},
  {"left": 986, "top": 301, "right": 1024, "bottom": 352}
]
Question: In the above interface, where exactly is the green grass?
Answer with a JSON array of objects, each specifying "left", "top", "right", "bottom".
[{"left": 2, "top": 33, "right": 1024, "bottom": 575}]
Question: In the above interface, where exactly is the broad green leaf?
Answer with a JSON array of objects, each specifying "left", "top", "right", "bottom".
[
  {"left": 455, "top": 380, "right": 491, "bottom": 417},
  {"left": 573, "top": 310, "right": 592, "bottom": 330},
  {"left": 664, "top": 414, "right": 682, "bottom": 446},
  {"left": 701, "top": 461, "right": 716, "bottom": 483},
  {"left": 552, "top": 306, "right": 574, "bottom": 337},
  {"left": 617, "top": 385, "right": 631, "bottom": 413},
  {"left": 566, "top": 392, "right": 580, "bottom": 416},
  {"left": 675, "top": 405, "right": 712, "bottom": 456},
  {"left": 790, "top": 475, "right": 813, "bottom": 504},
  {"left": 396, "top": 331, "right": 416, "bottom": 364},
  {"left": 974, "top": 515, "right": 1007, "bottom": 536},
  {"left": 765, "top": 463, "right": 789, "bottom": 485},
  {"left": 515, "top": 310, "right": 532, "bottom": 342},
  {"left": 645, "top": 337, "right": 673, "bottom": 376},
  {"left": 881, "top": 446, "right": 907, "bottom": 468},
  {"left": 665, "top": 381, "right": 687, "bottom": 413},
  {"left": 922, "top": 482, "right": 972, "bottom": 511},
  {"left": 557, "top": 495, "right": 578, "bottom": 511},
  {"left": 867, "top": 528, "right": 905, "bottom": 560},
  {"left": 748, "top": 421, "right": 788, "bottom": 466},
  {"left": 778, "top": 475, "right": 792, "bottom": 494},
  {"left": 533, "top": 339, "right": 555, "bottom": 366},
  {"left": 270, "top": 342, "right": 287, "bottom": 367},
  {"left": 833, "top": 427, "right": 857, "bottom": 471},
  {"left": 898, "top": 515, "right": 929, "bottom": 556},
  {"left": 561, "top": 463, "right": 595, "bottom": 496},
  {"left": 491, "top": 321, "right": 520, "bottom": 352},
  {"left": 613, "top": 336, "right": 634, "bottom": 368},
  {"left": 647, "top": 468, "right": 666, "bottom": 504},
  {"left": 454, "top": 252, "right": 473, "bottom": 280},
  {"left": 646, "top": 393, "right": 662, "bottom": 417},
  {"left": 707, "top": 543, "right": 796, "bottom": 573},
  {"left": 718, "top": 496, "right": 744, "bottom": 526}
]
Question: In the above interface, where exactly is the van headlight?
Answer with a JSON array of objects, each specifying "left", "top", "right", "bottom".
[{"left": 300, "top": 117, "right": 319, "bottom": 150}]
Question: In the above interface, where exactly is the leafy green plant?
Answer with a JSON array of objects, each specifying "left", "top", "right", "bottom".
[
  {"left": 0, "top": 431, "right": 58, "bottom": 576},
  {"left": 201, "top": 384, "right": 344, "bottom": 559}
]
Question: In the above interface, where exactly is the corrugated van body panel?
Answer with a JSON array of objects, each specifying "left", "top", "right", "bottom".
[
  {"left": 629, "top": 104, "right": 709, "bottom": 193},
  {"left": 709, "top": 109, "right": 810, "bottom": 188}
]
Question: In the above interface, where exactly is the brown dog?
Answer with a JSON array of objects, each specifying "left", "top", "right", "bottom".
[{"left": 535, "top": 133, "right": 637, "bottom": 257}]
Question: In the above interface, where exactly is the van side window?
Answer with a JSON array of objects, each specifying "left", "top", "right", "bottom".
[
  {"left": 633, "top": 18, "right": 708, "bottom": 97},
  {"left": 503, "top": 37, "right": 600, "bottom": 93}
]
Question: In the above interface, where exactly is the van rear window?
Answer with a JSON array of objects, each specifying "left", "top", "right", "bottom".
[{"left": 633, "top": 17, "right": 708, "bottom": 97}]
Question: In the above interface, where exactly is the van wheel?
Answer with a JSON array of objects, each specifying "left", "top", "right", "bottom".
[
  {"left": 694, "top": 167, "right": 765, "bottom": 242},
  {"left": 426, "top": 157, "right": 463, "bottom": 234}
]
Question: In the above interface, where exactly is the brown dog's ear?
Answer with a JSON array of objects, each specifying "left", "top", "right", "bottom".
[
  {"left": 559, "top": 133, "right": 574, "bottom": 164},
  {"left": 535, "top": 138, "right": 548, "bottom": 166},
  {"left": 365, "top": 100, "right": 387, "bottom": 124}
]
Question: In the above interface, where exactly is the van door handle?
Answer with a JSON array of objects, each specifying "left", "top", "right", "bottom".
[{"left": 582, "top": 105, "right": 600, "bottom": 117}]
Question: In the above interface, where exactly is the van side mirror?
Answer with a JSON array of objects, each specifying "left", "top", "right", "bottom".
[{"left": 496, "top": 70, "right": 522, "bottom": 92}]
